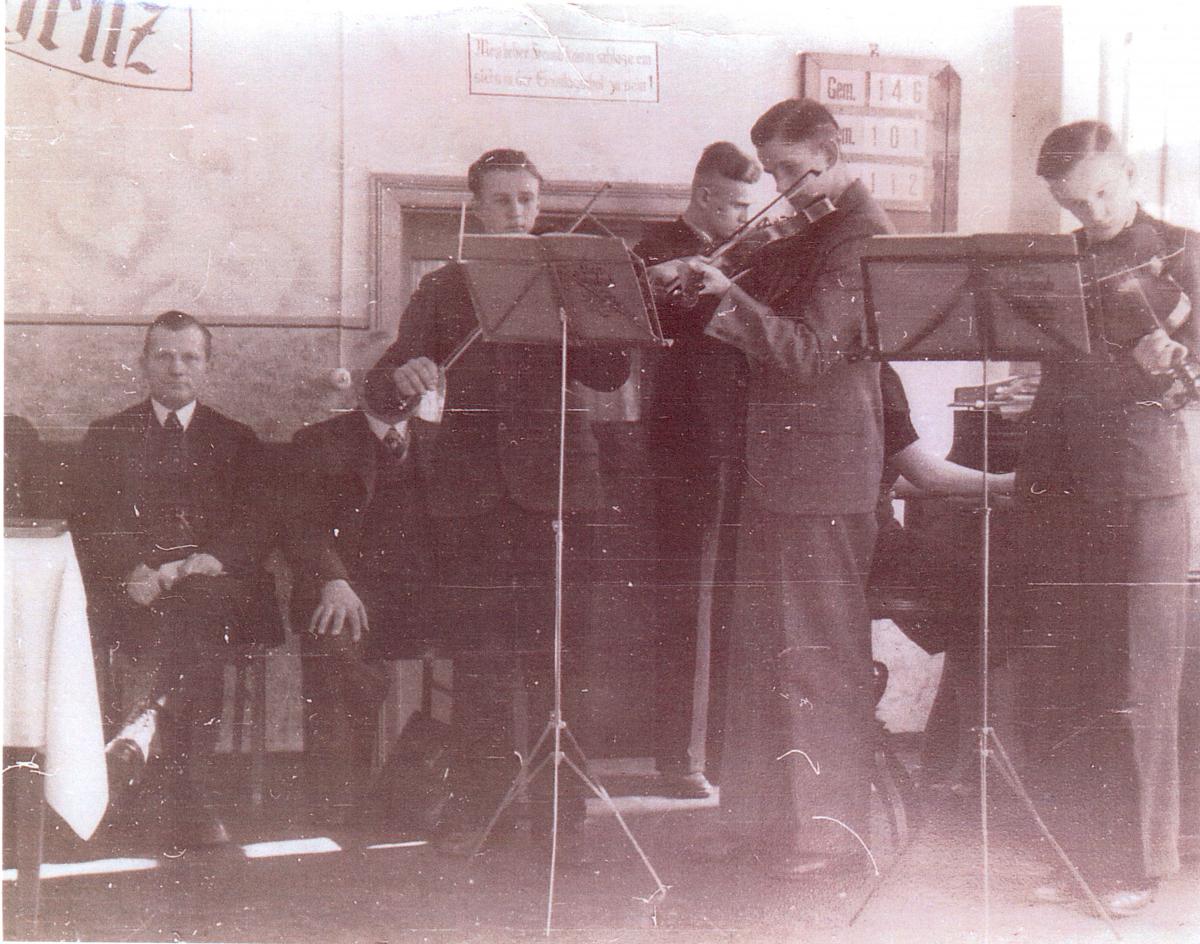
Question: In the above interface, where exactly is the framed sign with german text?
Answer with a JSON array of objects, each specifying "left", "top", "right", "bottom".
[{"left": 800, "top": 52, "right": 960, "bottom": 233}]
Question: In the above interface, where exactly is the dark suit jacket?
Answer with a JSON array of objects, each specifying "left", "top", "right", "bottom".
[
  {"left": 1018, "top": 209, "right": 1199, "bottom": 500},
  {"left": 286, "top": 410, "right": 433, "bottom": 585},
  {"left": 71, "top": 400, "right": 277, "bottom": 615},
  {"left": 363, "top": 261, "right": 630, "bottom": 516},
  {"left": 704, "top": 179, "right": 892, "bottom": 516},
  {"left": 633, "top": 219, "right": 748, "bottom": 467}
]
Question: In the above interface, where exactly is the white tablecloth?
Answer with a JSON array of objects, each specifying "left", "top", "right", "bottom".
[{"left": 4, "top": 531, "right": 108, "bottom": 839}]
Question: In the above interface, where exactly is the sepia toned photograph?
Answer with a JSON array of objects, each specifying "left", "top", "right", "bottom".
[{"left": 3, "top": 1, "right": 1198, "bottom": 941}]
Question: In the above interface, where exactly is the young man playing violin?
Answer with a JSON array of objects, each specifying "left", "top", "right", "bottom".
[
  {"left": 633, "top": 142, "right": 760, "bottom": 801},
  {"left": 651, "top": 99, "right": 895, "bottom": 880},
  {"left": 1013, "top": 121, "right": 1197, "bottom": 916},
  {"left": 363, "top": 149, "right": 629, "bottom": 850}
]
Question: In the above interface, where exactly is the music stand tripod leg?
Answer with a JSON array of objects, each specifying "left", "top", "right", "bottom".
[
  {"left": 557, "top": 745, "right": 670, "bottom": 901},
  {"left": 976, "top": 359, "right": 1120, "bottom": 943},
  {"left": 470, "top": 721, "right": 556, "bottom": 856},
  {"left": 460, "top": 237, "right": 668, "bottom": 932},
  {"left": 984, "top": 730, "right": 1121, "bottom": 936}
]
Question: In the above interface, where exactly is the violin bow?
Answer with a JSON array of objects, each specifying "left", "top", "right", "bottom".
[
  {"left": 399, "top": 182, "right": 621, "bottom": 415},
  {"left": 566, "top": 181, "right": 613, "bottom": 234},
  {"left": 1090, "top": 245, "right": 1184, "bottom": 285},
  {"left": 706, "top": 169, "right": 819, "bottom": 263}
]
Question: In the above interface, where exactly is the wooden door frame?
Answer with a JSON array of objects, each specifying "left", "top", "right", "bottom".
[{"left": 368, "top": 173, "right": 690, "bottom": 333}]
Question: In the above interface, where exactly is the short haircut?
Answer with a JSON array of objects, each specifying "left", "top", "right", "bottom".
[
  {"left": 143, "top": 310, "right": 213, "bottom": 358},
  {"left": 750, "top": 98, "right": 840, "bottom": 148},
  {"left": 1036, "top": 121, "right": 1123, "bottom": 180},
  {"left": 693, "top": 141, "right": 761, "bottom": 187},
  {"left": 467, "top": 148, "right": 544, "bottom": 196}
]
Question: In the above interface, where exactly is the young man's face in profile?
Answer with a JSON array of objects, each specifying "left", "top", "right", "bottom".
[
  {"left": 698, "top": 177, "right": 755, "bottom": 241},
  {"left": 473, "top": 167, "right": 541, "bottom": 235}
]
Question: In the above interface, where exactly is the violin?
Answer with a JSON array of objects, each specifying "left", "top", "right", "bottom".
[
  {"left": 1082, "top": 220, "right": 1197, "bottom": 410},
  {"left": 653, "top": 170, "right": 837, "bottom": 308},
  {"left": 394, "top": 181, "right": 617, "bottom": 417}
]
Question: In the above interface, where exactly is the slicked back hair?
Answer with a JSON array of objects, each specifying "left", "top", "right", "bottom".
[
  {"left": 1036, "top": 120, "right": 1124, "bottom": 180},
  {"left": 467, "top": 148, "right": 544, "bottom": 197},
  {"left": 750, "top": 98, "right": 840, "bottom": 149},
  {"left": 143, "top": 310, "right": 213, "bottom": 359},
  {"left": 693, "top": 141, "right": 761, "bottom": 187}
]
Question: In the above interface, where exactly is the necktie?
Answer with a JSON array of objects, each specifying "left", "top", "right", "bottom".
[
  {"left": 154, "top": 410, "right": 190, "bottom": 541},
  {"left": 382, "top": 426, "right": 408, "bottom": 462}
]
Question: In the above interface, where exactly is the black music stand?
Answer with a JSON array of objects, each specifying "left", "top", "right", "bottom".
[
  {"left": 860, "top": 234, "right": 1123, "bottom": 939},
  {"left": 456, "top": 232, "right": 669, "bottom": 933}
]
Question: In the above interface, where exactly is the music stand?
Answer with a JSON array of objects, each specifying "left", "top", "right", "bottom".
[
  {"left": 456, "top": 232, "right": 669, "bottom": 933},
  {"left": 861, "top": 233, "right": 1123, "bottom": 940}
]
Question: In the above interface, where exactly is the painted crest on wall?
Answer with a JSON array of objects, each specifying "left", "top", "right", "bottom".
[{"left": 6, "top": 1, "right": 192, "bottom": 91}]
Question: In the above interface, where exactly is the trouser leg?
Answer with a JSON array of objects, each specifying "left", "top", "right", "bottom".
[
  {"left": 1016, "top": 497, "right": 1187, "bottom": 887},
  {"left": 720, "top": 508, "right": 878, "bottom": 858}
]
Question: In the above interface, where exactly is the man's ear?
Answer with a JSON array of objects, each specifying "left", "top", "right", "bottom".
[{"left": 819, "top": 137, "right": 841, "bottom": 170}]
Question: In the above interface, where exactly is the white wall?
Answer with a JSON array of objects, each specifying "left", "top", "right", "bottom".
[{"left": 337, "top": 2, "right": 1020, "bottom": 454}]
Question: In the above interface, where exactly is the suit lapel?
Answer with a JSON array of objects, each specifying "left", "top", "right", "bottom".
[
  {"left": 351, "top": 413, "right": 380, "bottom": 504},
  {"left": 121, "top": 401, "right": 155, "bottom": 503}
]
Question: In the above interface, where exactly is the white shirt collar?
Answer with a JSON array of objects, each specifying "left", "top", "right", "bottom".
[
  {"left": 364, "top": 412, "right": 409, "bottom": 442},
  {"left": 151, "top": 399, "right": 197, "bottom": 430}
]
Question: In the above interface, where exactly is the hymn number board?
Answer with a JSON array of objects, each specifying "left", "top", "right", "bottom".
[{"left": 800, "top": 53, "right": 960, "bottom": 233}]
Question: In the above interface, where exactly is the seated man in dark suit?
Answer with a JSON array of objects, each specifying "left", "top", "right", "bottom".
[
  {"left": 286, "top": 404, "right": 435, "bottom": 821},
  {"left": 72, "top": 310, "right": 281, "bottom": 849}
]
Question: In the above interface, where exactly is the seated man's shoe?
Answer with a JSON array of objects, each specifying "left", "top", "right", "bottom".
[
  {"left": 173, "top": 806, "right": 231, "bottom": 849},
  {"left": 654, "top": 770, "right": 715, "bottom": 800},
  {"left": 105, "top": 704, "right": 160, "bottom": 796}
]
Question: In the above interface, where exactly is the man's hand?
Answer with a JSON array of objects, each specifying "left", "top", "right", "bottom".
[
  {"left": 156, "top": 559, "right": 185, "bottom": 591},
  {"left": 1132, "top": 328, "right": 1188, "bottom": 375},
  {"left": 392, "top": 357, "right": 440, "bottom": 397},
  {"left": 180, "top": 553, "right": 225, "bottom": 578},
  {"left": 309, "top": 579, "right": 369, "bottom": 643},
  {"left": 686, "top": 259, "right": 733, "bottom": 297},
  {"left": 126, "top": 563, "right": 161, "bottom": 607},
  {"left": 646, "top": 259, "right": 687, "bottom": 297}
]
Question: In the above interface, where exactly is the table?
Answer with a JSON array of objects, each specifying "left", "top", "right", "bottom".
[{"left": 4, "top": 524, "right": 108, "bottom": 927}]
